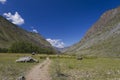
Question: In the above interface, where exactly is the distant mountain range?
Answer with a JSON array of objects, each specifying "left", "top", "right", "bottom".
[
  {"left": 54, "top": 47, "right": 69, "bottom": 53},
  {"left": 0, "top": 16, "right": 56, "bottom": 53},
  {"left": 64, "top": 7, "right": 120, "bottom": 57}
]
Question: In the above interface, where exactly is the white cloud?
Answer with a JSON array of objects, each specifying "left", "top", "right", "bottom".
[
  {"left": 31, "top": 27, "right": 38, "bottom": 33},
  {"left": 3, "top": 12, "right": 24, "bottom": 25},
  {"left": 0, "top": 0, "right": 6, "bottom": 4},
  {"left": 32, "top": 29, "right": 38, "bottom": 33},
  {"left": 46, "top": 38, "right": 65, "bottom": 48}
]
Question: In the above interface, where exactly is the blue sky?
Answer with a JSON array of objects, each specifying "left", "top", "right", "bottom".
[{"left": 0, "top": 0, "right": 120, "bottom": 48}]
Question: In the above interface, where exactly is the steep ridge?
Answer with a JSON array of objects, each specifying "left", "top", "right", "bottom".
[
  {"left": 0, "top": 16, "right": 56, "bottom": 53},
  {"left": 65, "top": 7, "right": 120, "bottom": 57}
]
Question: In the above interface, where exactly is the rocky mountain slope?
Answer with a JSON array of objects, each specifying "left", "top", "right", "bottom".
[
  {"left": 0, "top": 16, "right": 56, "bottom": 53},
  {"left": 65, "top": 7, "right": 120, "bottom": 57}
]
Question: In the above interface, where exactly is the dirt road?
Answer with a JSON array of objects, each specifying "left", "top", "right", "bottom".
[{"left": 26, "top": 58, "right": 51, "bottom": 80}]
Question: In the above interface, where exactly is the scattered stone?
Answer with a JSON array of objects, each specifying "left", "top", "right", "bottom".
[
  {"left": 32, "top": 52, "right": 36, "bottom": 55},
  {"left": 16, "top": 76, "right": 25, "bottom": 80},
  {"left": 16, "top": 56, "right": 39, "bottom": 63},
  {"left": 56, "top": 72, "right": 69, "bottom": 77},
  {"left": 77, "top": 57, "right": 83, "bottom": 60}
]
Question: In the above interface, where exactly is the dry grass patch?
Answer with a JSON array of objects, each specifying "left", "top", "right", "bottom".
[{"left": 50, "top": 57, "right": 120, "bottom": 80}]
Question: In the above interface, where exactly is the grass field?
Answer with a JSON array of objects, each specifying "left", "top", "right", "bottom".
[
  {"left": 0, "top": 53, "right": 74, "bottom": 80},
  {"left": 50, "top": 57, "right": 120, "bottom": 80},
  {"left": 0, "top": 53, "right": 120, "bottom": 80},
  {"left": 0, "top": 53, "right": 44, "bottom": 80}
]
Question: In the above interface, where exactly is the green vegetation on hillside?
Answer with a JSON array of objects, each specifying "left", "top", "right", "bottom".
[
  {"left": 9, "top": 42, "right": 55, "bottom": 54},
  {"left": 0, "top": 42, "right": 56, "bottom": 54}
]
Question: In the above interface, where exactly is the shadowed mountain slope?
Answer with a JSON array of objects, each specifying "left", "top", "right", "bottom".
[{"left": 0, "top": 16, "right": 56, "bottom": 53}]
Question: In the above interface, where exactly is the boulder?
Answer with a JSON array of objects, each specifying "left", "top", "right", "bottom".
[
  {"left": 16, "top": 56, "right": 38, "bottom": 63},
  {"left": 77, "top": 57, "right": 83, "bottom": 60}
]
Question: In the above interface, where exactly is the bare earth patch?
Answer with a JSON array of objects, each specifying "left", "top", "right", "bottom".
[{"left": 26, "top": 58, "right": 51, "bottom": 80}]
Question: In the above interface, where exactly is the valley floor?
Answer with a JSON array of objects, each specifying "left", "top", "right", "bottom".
[{"left": 0, "top": 53, "right": 120, "bottom": 80}]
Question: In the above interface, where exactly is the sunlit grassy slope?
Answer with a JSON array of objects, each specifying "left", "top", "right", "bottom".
[{"left": 64, "top": 7, "right": 120, "bottom": 57}]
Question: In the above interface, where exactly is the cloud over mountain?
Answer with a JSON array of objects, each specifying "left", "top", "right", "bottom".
[
  {"left": 46, "top": 38, "right": 65, "bottom": 48},
  {"left": 32, "top": 29, "right": 38, "bottom": 33},
  {"left": 0, "top": 0, "right": 6, "bottom": 4},
  {"left": 31, "top": 27, "right": 39, "bottom": 33},
  {"left": 3, "top": 12, "right": 24, "bottom": 25}
]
